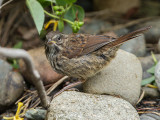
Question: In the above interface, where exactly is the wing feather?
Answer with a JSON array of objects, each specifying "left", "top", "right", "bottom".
[{"left": 62, "top": 26, "right": 151, "bottom": 59}]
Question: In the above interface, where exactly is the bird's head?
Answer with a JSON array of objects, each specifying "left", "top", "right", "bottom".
[{"left": 45, "top": 31, "right": 68, "bottom": 55}]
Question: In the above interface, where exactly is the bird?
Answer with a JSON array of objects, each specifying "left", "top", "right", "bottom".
[{"left": 45, "top": 26, "right": 151, "bottom": 96}]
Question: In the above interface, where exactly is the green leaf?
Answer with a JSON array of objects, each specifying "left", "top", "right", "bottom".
[
  {"left": 58, "top": 20, "right": 64, "bottom": 32},
  {"left": 26, "top": 0, "right": 44, "bottom": 34},
  {"left": 13, "top": 41, "right": 23, "bottom": 49},
  {"left": 147, "top": 65, "right": 156, "bottom": 74},
  {"left": 38, "top": 0, "right": 56, "bottom": 7},
  {"left": 151, "top": 51, "right": 158, "bottom": 64},
  {"left": 40, "top": 29, "right": 47, "bottom": 39},
  {"left": 64, "top": 5, "right": 76, "bottom": 21},
  {"left": 64, "top": 5, "right": 84, "bottom": 22},
  {"left": 12, "top": 59, "right": 19, "bottom": 69},
  {"left": 141, "top": 76, "right": 155, "bottom": 86},
  {"left": 74, "top": 5, "right": 84, "bottom": 21}
]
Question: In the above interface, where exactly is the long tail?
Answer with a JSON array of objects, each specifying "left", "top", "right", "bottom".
[{"left": 108, "top": 26, "right": 151, "bottom": 47}]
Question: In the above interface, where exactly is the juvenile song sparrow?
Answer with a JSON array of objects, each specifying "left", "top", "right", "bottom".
[{"left": 45, "top": 26, "right": 150, "bottom": 80}]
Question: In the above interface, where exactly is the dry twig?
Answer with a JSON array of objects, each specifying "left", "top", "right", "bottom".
[
  {"left": 0, "top": 0, "right": 13, "bottom": 9},
  {"left": 16, "top": 76, "right": 69, "bottom": 108}
]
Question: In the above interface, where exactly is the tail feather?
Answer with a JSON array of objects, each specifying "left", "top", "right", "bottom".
[{"left": 108, "top": 26, "right": 151, "bottom": 47}]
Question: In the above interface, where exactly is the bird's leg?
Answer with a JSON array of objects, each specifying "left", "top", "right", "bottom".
[{"left": 53, "top": 79, "right": 86, "bottom": 98}]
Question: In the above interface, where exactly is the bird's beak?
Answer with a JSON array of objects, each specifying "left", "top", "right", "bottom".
[{"left": 47, "top": 40, "right": 56, "bottom": 44}]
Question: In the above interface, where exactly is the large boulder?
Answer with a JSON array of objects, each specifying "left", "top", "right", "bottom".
[
  {"left": 83, "top": 49, "right": 142, "bottom": 105},
  {"left": 46, "top": 91, "right": 140, "bottom": 120}
]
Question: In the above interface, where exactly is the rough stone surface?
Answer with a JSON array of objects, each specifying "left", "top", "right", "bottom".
[
  {"left": 0, "top": 59, "right": 24, "bottom": 112},
  {"left": 83, "top": 49, "right": 142, "bottom": 105},
  {"left": 47, "top": 91, "right": 140, "bottom": 120},
  {"left": 19, "top": 47, "right": 63, "bottom": 85},
  {"left": 25, "top": 109, "right": 47, "bottom": 120},
  {"left": 120, "top": 34, "right": 146, "bottom": 57}
]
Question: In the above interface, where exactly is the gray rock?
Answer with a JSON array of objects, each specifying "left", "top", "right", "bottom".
[
  {"left": 142, "top": 87, "right": 160, "bottom": 98},
  {"left": 155, "top": 60, "right": 160, "bottom": 91},
  {"left": 140, "top": 113, "right": 160, "bottom": 120},
  {"left": 140, "top": 115, "right": 156, "bottom": 120},
  {"left": 83, "top": 49, "right": 142, "bottom": 105},
  {"left": 120, "top": 34, "right": 146, "bottom": 57},
  {"left": 47, "top": 91, "right": 140, "bottom": 120},
  {"left": 0, "top": 59, "right": 24, "bottom": 112},
  {"left": 25, "top": 108, "right": 47, "bottom": 120}
]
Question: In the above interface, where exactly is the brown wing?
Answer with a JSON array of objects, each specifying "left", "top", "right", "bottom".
[
  {"left": 62, "top": 26, "right": 151, "bottom": 59},
  {"left": 62, "top": 34, "right": 116, "bottom": 58},
  {"left": 81, "top": 35, "right": 116, "bottom": 55}
]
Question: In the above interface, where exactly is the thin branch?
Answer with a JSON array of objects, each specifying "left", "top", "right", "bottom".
[
  {"left": 0, "top": 47, "right": 49, "bottom": 108},
  {"left": 44, "top": 10, "right": 74, "bottom": 25},
  {"left": 0, "top": 0, "right": 13, "bottom": 9}
]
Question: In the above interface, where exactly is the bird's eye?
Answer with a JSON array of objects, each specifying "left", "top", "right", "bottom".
[
  {"left": 57, "top": 36, "right": 61, "bottom": 41},
  {"left": 56, "top": 35, "right": 63, "bottom": 43}
]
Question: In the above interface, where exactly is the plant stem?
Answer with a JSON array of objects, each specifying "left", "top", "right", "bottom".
[
  {"left": 44, "top": 10, "right": 59, "bottom": 19},
  {"left": 44, "top": 10, "right": 73, "bottom": 25},
  {"left": 63, "top": 18, "right": 73, "bottom": 25}
]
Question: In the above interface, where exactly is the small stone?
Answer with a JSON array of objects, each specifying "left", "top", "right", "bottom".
[
  {"left": 47, "top": 91, "right": 140, "bottom": 120},
  {"left": 25, "top": 109, "right": 47, "bottom": 120},
  {"left": 0, "top": 59, "right": 24, "bottom": 112},
  {"left": 142, "top": 87, "right": 160, "bottom": 98},
  {"left": 140, "top": 113, "right": 160, "bottom": 120},
  {"left": 83, "top": 49, "right": 142, "bottom": 105},
  {"left": 120, "top": 34, "right": 146, "bottom": 57}
]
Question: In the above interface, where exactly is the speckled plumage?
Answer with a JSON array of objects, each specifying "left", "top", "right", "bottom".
[{"left": 45, "top": 27, "right": 150, "bottom": 79}]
